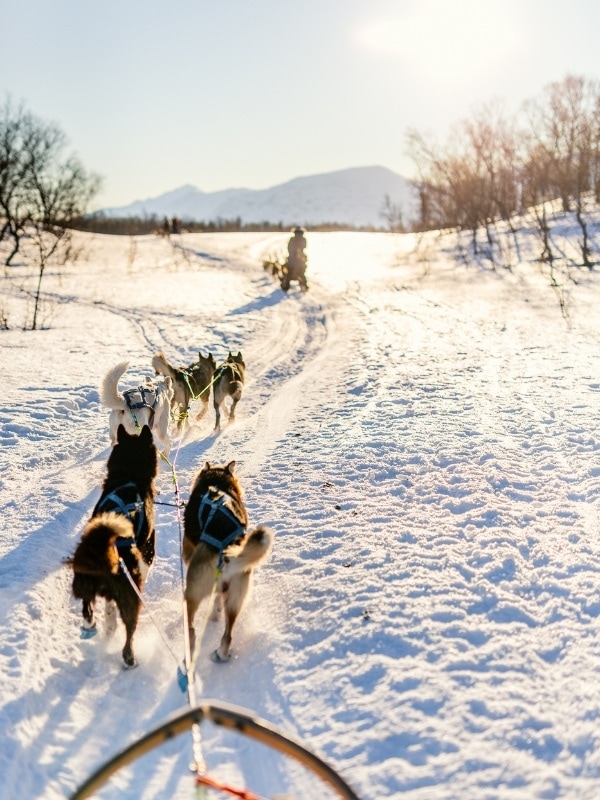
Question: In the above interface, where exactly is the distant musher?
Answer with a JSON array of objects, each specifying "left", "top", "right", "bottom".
[{"left": 281, "top": 226, "right": 308, "bottom": 292}]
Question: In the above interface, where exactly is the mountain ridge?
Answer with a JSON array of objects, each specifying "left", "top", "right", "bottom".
[{"left": 100, "top": 165, "right": 416, "bottom": 228}]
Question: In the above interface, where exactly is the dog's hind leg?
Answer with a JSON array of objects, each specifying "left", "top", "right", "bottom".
[
  {"left": 118, "top": 597, "right": 140, "bottom": 667},
  {"left": 213, "top": 571, "right": 251, "bottom": 662},
  {"left": 80, "top": 599, "right": 97, "bottom": 639},
  {"left": 195, "top": 399, "right": 208, "bottom": 421},
  {"left": 105, "top": 599, "right": 118, "bottom": 638},
  {"left": 185, "top": 554, "right": 218, "bottom": 657},
  {"left": 73, "top": 574, "right": 98, "bottom": 638},
  {"left": 210, "top": 591, "right": 223, "bottom": 621},
  {"left": 228, "top": 383, "right": 243, "bottom": 423},
  {"left": 154, "top": 406, "right": 172, "bottom": 455},
  {"left": 213, "top": 400, "right": 222, "bottom": 430}
]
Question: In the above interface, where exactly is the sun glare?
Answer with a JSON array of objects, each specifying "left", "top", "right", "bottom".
[{"left": 357, "top": 0, "right": 521, "bottom": 82}]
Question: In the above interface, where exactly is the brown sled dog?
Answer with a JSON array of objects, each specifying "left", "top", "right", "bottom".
[
  {"left": 213, "top": 351, "right": 245, "bottom": 430},
  {"left": 152, "top": 351, "right": 216, "bottom": 430},
  {"left": 69, "top": 424, "right": 158, "bottom": 667},
  {"left": 183, "top": 460, "right": 273, "bottom": 662}
]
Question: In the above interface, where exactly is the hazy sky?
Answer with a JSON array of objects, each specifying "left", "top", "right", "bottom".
[{"left": 2, "top": 0, "right": 599, "bottom": 208}]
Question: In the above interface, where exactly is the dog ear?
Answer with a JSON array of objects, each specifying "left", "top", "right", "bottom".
[
  {"left": 139, "top": 425, "right": 153, "bottom": 445},
  {"left": 116, "top": 424, "right": 127, "bottom": 444},
  {"left": 236, "top": 351, "right": 243, "bottom": 359},
  {"left": 203, "top": 461, "right": 211, "bottom": 471},
  {"left": 226, "top": 460, "right": 236, "bottom": 474}
]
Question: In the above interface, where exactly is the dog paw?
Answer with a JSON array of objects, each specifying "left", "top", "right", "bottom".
[
  {"left": 122, "top": 646, "right": 137, "bottom": 668},
  {"left": 177, "top": 665, "right": 190, "bottom": 692},
  {"left": 210, "top": 649, "right": 231, "bottom": 664},
  {"left": 80, "top": 625, "right": 97, "bottom": 640}
]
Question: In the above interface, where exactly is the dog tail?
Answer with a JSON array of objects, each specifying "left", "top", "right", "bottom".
[
  {"left": 225, "top": 526, "right": 274, "bottom": 574},
  {"left": 100, "top": 360, "right": 129, "bottom": 409},
  {"left": 69, "top": 513, "right": 134, "bottom": 576},
  {"left": 152, "top": 352, "right": 176, "bottom": 381},
  {"left": 230, "top": 380, "right": 243, "bottom": 402}
]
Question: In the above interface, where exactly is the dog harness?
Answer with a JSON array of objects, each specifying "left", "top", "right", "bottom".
[
  {"left": 222, "top": 363, "right": 243, "bottom": 383},
  {"left": 198, "top": 486, "right": 246, "bottom": 554},
  {"left": 123, "top": 384, "right": 160, "bottom": 429},
  {"left": 176, "top": 368, "right": 210, "bottom": 412},
  {"left": 97, "top": 482, "right": 145, "bottom": 547}
]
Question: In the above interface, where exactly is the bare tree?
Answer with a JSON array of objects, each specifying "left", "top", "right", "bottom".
[
  {"left": 0, "top": 98, "right": 33, "bottom": 266},
  {"left": 407, "top": 76, "right": 600, "bottom": 274},
  {"left": 406, "top": 129, "right": 458, "bottom": 231},
  {"left": 380, "top": 193, "right": 405, "bottom": 232},
  {"left": 407, "top": 125, "right": 494, "bottom": 260},
  {"left": 524, "top": 75, "right": 600, "bottom": 267},
  {"left": 462, "top": 101, "right": 525, "bottom": 265},
  {"left": 0, "top": 97, "right": 101, "bottom": 328}
]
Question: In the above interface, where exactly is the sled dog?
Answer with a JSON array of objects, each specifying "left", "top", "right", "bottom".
[
  {"left": 213, "top": 351, "right": 245, "bottom": 430},
  {"left": 100, "top": 360, "right": 173, "bottom": 454},
  {"left": 183, "top": 460, "right": 273, "bottom": 662},
  {"left": 69, "top": 424, "right": 158, "bottom": 667},
  {"left": 262, "top": 256, "right": 282, "bottom": 278},
  {"left": 151, "top": 351, "right": 216, "bottom": 430}
]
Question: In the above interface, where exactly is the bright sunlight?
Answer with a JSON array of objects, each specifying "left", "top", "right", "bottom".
[{"left": 356, "top": 0, "right": 521, "bottom": 83}]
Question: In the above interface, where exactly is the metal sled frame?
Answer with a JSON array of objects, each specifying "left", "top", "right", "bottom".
[{"left": 69, "top": 700, "right": 361, "bottom": 800}]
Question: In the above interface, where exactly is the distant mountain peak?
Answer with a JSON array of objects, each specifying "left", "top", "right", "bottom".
[{"left": 100, "top": 166, "right": 416, "bottom": 228}]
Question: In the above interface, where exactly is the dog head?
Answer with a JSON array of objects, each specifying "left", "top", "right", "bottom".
[
  {"left": 192, "top": 460, "right": 243, "bottom": 499},
  {"left": 198, "top": 351, "right": 217, "bottom": 371},
  {"left": 107, "top": 424, "right": 159, "bottom": 487},
  {"left": 226, "top": 351, "right": 245, "bottom": 367}
]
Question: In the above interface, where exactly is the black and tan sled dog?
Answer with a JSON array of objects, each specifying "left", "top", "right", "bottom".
[
  {"left": 69, "top": 424, "right": 158, "bottom": 667},
  {"left": 183, "top": 460, "right": 273, "bottom": 662},
  {"left": 152, "top": 351, "right": 217, "bottom": 430},
  {"left": 213, "top": 351, "right": 246, "bottom": 430}
]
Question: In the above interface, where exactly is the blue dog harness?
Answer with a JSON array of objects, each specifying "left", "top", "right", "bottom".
[
  {"left": 198, "top": 487, "right": 246, "bottom": 555},
  {"left": 97, "top": 482, "right": 145, "bottom": 547}
]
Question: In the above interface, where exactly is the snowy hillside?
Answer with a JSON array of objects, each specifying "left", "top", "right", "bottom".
[
  {"left": 100, "top": 165, "right": 416, "bottom": 228},
  {"left": 1, "top": 216, "right": 600, "bottom": 799}
]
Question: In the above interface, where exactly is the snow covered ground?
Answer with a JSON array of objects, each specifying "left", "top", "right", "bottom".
[{"left": 1, "top": 221, "right": 600, "bottom": 799}]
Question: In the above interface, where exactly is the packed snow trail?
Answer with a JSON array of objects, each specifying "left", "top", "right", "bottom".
[{"left": 1, "top": 229, "right": 600, "bottom": 799}]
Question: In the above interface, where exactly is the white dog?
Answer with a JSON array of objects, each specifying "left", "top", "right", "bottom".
[{"left": 100, "top": 360, "right": 174, "bottom": 455}]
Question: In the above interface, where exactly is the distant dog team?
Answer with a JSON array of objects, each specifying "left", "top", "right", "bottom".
[
  {"left": 100, "top": 351, "right": 245, "bottom": 448},
  {"left": 71, "top": 347, "right": 268, "bottom": 668}
]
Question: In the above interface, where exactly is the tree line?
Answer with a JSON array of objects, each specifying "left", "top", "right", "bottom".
[
  {"left": 70, "top": 214, "right": 385, "bottom": 236},
  {"left": 407, "top": 74, "right": 600, "bottom": 269}
]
